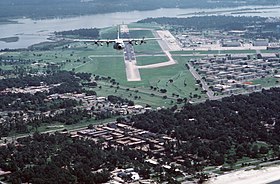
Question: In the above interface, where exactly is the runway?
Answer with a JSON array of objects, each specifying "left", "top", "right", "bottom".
[
  {"left": 124, "top": 43, "right": 141, "bottom": 81},
  {"left": 121, "top": 25, "right": 141, "bottom": 81},
  {"left": 120, "top": 25, "right": 180, "bottom": 81}
]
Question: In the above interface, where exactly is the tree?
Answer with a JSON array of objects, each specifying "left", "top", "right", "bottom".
[
  {"left": 259, "top": 146, "right": 269, "bottom": 155},
  {"left": 251, "top": 145, "right": 259, "bottom": 158}
]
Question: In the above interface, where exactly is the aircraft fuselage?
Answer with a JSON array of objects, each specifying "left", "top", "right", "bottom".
[{"left": 113, "top": 39, "right": 125, "bottom": 50}]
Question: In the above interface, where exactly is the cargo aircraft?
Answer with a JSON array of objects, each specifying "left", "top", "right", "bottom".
[{"left": 73, "top": 27, "right": 158, "bottom": 50}]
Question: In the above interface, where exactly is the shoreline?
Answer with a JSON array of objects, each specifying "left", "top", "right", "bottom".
[
  {"left": 206, "top": 165, "right": 280, "bottom": 184},
  {"left": 1, "top": 5, "right": 279, "bottom": 21}
]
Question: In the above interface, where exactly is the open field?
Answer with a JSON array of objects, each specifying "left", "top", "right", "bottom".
[
  {"left": 0, "top": 24, "right": 208, "bottom": 105},
  {"left": 61, "top": 54, "right": 206, "bottom": 103},
  {"left": 94, "top": 85, "right": 172, "bottom": 107},
  {"left": 133, "top": 56, "right": 207, "bottom": 99},
  {"left": 136, "top": 56, "right": 168, "bottom": 66},
  {"left": 66, "top": 56, "right": 127, "bottom": 82},
  {"left": 134, "top": 40, "right": 163, "bottom": 54},
  {"left": 128, "top": 23, "right": 161, "bottom": 29},
  {"left": 171, "top": 50, "right": 257, "bottom": 55},
  {"left": 171, "top": 49, "right": 280, "bottom": 55},
  {"left": 251, "top": 77, "right": 280, "bottom": 87},
  {"left": 1, "top": 54, "right": 206, "bottom": 105}
]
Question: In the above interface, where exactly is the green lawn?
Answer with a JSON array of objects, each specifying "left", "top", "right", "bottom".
[
  {"left": 62, "top": 53, "right": 206, "bottom": 101},
  {"left": 134, "top": 40, "right": 163, "bottom": 53},
  {"left": 117, "top": 56, "right": 206, "bottom": 99},
  {"left": 1, "top": 24, "right": 206, "bottom": 104},
  {"left": 251, "top": 77, "right": 280, "bottom": 87},
  {"left": 171, "top": 50, "right": 219, "bottom": 55},
  {"left": 171, "top": 49, "right": 265, "bottom": 55},
  {"left": 260, "top": 50, "right": 280, "bottom": 53},
  {"left": 95, "top": 85, "right": 172, "bottom": 108},
  {"left": 136, "top": 56, "right": 168, "bottom": 66},
  {"left": 129, "top": 30, "right": 154, "bottom": 38},
  {"left": 64, "top": 56, "right": 127, "bottom": 83},
  {"left": 220, "top": 50, "right": 258, "bottom": 54},
  {"left": 0, "top": 65, "right": 14, "bottom": 70},
  {"left": 128, "top": 23, "right": 161, "bottom": 29}
]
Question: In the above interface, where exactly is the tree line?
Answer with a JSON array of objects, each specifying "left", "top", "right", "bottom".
[
  {"left": 0, "top": 133, "right": 152, "bottom": 184},
  {"left": 138, "top": 16, "right": 268, "bottom": 31},
  {"left": 139, "top": 16, "right": 280, "bottom": 40},
  {"left": 0, "top": 92, "right": 78, "bottom": 112},
  {"left": 0, "top": 71, "right": 91, "bottom": 93},
  {"left": 2, "top": 88, "right": 280, "bottom": 183},
  {"left": 129, "top": 88, "right": 280, "bottom": 167},
  {"left": 55, "top": 28, "right": 99, "bottom": 39},
  {"left": 0, "top": 0, "right": 278, "bottom": 19}
]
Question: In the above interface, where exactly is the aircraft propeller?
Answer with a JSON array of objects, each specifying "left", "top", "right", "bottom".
[{"left": 140, "top": 37, "right": 146, "bottom": 45}]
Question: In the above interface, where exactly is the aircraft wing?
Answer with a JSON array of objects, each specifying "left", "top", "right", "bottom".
[
  {"left": 122, "top": 38, "right": 160, "bottom": 42},
  {"left": 122, "top": 37, "right": 161, "bottom": 45},
  {"left": 72, "top": 39, "right": 115, "bottom": 43}
]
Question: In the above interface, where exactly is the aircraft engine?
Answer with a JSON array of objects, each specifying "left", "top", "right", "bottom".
[{"left": 113, "top": 43, "right": 125, "bottom": 50}]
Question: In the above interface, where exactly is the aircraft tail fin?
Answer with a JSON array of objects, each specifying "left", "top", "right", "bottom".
[{"left": 117, "top": 26, "right": 120, "bottom": 39}]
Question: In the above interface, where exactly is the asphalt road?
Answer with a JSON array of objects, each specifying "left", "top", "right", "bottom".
[{"left": 187, "top": 63, "right": 218, "bottom": 100}]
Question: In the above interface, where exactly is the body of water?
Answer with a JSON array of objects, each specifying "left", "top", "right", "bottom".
[{"left": 1, "top": 5, "right": 280, "bottom": 49}]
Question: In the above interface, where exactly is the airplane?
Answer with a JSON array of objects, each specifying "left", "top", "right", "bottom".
[{"left": 72, "top": 26, "right": 159, "bottom": 50}]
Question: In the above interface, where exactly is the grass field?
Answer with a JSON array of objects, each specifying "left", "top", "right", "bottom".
[
  {"left": 171, "top": 50, "right": 259, "bottom": 55},
  {"left": 171, "top": 49, "right": 280, "bottom": 55},
  {"left": 260, "top": 50, "right": 280, "bottom": 53},
  {"left": 60, "top": 52, "right": 206, "bottom": 101},
  {"left": 134, "top": 40, "right": 163, "bottom": 53},
  {"left": 64, "top": 56, "right": 127, "bottom": 82},
  {"left": 128, "top": 23, "right": 161, "bottom": 29},
  {"left": 94, "top": 85, "right": 172, "bottom": 107},
  {"left": 1, "top": 23, "right": 207, "bottom": 106},
  {"left": 139, "top": 56, "right": 207, "bottom": 99},
  {"left": 251, "top": 77, "right": 280, "bottom": 87},
  {"left": 120, "top": 56, "right": 207, "bottom": 99},
  {"left": 1, "top": 47, "right": 206, "bottom": 105},
  {"left": 136, "top": 56, "right": 168, "bottom": 66}
]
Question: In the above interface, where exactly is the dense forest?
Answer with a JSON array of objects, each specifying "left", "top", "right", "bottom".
[
  {"left": 139, "top": 16, "right": 280, "bottom": 39},
  {"left": 1, "top": 88, "right": 280, "bottom": 183},
  {"left": 55, "top": 28, "right": 99, "bottom": 39},
  {"left": 0, "top": 71, "right": 96, "bottom": 137},
  {"left": 0, "top": 133, "right": 151, "bottom": 184},
  {"left": 0, "top": 0, "right": 279, "bottom": 19},
  {"left": 129, "top": 88, "right": 280, "bottom": 165},
  {"left": 0, "top": 92, "right": 78, "bottom": 112},
  {"left": 138, "top": 16, "right": 268, "bottom": 31},
  {"left": 0, "top": 71, "right": 90, "bottom": 93}
]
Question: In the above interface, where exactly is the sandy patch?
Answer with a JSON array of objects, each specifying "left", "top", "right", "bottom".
[{"left": 206, "top": 165, "right": 280, "bottom": 184}]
